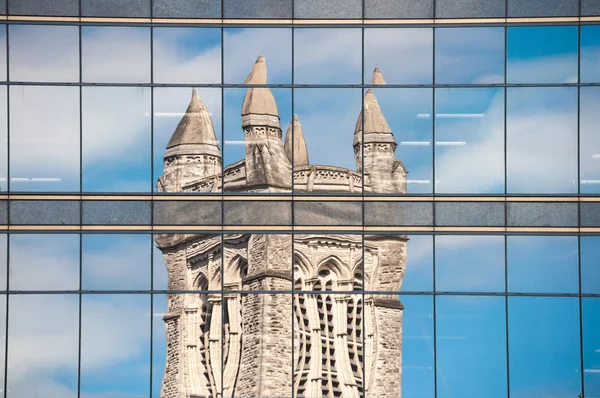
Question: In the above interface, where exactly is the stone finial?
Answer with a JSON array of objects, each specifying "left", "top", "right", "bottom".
[
  {"left": 284, "top": 114, "right": 310, "bottom": 166},
  {"left": 372, "top": 67, "right": 386, "bottom": 85},
  {"left": 166, "top": 88, "right": 220, "bottom": 152},
  {"left": 241, "top": 55, "right": 279, "bottom": 117},
  {"left": 354, "top": 89, "right": 394, "bottom": 140}
]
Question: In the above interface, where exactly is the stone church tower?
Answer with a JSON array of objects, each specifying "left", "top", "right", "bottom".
[{"left": 155, "top": 56, "right": 408, "bottom": 398}]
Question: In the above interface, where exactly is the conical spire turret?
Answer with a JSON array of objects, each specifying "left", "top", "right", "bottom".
[
  {"left": 166, "top": 88, "right": 221, "bottom": 158},
  {"left": 284, "top": 114, "right": 309, "bottom": 166},
  {"left": 241, "top": 55, "right": 279, "bottom": 118},
  {"left": 354, "top": 69, "right": 396, "bottom": 147}
]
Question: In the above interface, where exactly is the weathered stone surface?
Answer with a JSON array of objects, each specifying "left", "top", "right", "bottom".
[{"left": 156, "top": 58, "right": 406, "bottom": 398}]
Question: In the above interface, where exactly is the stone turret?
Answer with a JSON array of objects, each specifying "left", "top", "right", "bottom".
[
  {"left": 241, "top": 55, "right": 292, "bottom": 191},
  {"left": 158, "top": 89, "right": 221, "bottom": 192},
  {"left": 284, "top": 114, "right": 309, "bottom": 166},
  {"left": 354, "top": 68, "right": 407, "bottom": 193}
]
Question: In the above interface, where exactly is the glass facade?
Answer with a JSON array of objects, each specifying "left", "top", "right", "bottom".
[{"left": 0, "top": 0, "right": 599, "bottom": 397}]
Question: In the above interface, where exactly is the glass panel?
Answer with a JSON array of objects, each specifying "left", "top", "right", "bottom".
[
  {"left": 0, "top": 234, "right": 5, "bottom": 290},
  {"left": 10, "top": 85, "right": 80, "bottom": 192},
  {"left": 80, "top": 294, "right": 151, "bottom": 397},
  {"left": 435, "top": 235, "right": 505, "bottom": 293},
  {"left": 294, "top": 0, "right": 362, "bottom": 19},
  {"left": 7, "top": 294, "right": 79, "bottom": 398},
  {"left": 294, "top": 28, "right": 361, "bottom": 85},
  {"left": 364, "top": 0, "right": 433, "bottom": 19},
  {"left": 508, "top": 0, "right": 578, "bottom": 17},
  {"left": 508, "top": 297, "right": 581, "bottom": 398},
  {"left": 375, "top": 88, "right": 432, "bottom": 194},
  {"left": 0, "top": 86, "right": 6, "bottom": 192},
  {"left": 153, "top": 27, "right": 221, "bottom": 84},
  {"left": 0, "top": 294, "right": 4, "bottom": 393},
  {"left": 581, "top": 87, "right": 600, "bottom": 193},
  {"left": 581, "top": 26, "right": 600, "bottom": 83},
  {"left": 0, "top": 26, "right": 5, "bottom": 82},
  {"left": 583, "top": 298, "right": 600, "bottom": 398},
  {"left": 364, "top": 28, "right": 432, "bottom": 85},
  {"left": 223, "top": 87, "right": 291, "bottom": 193},
  {"left": 507, "top": 26, "right": 578, "bottom": 84},
  {"left": 224, "top": 28, "right": 291, "bottom": 84},
  {"left": 223, "top": 0, "right": 292, "bottom": 18},
  {"left": 154, "top": 234, "right": 221, "bottom": 291},
  {"left": 435, "top": 27, "right": 504, "bottom": 84},
  {"left": 581, "top": 236, "right": 600, "bottom": 294},
  {"left": 294, "top": 234, "right": 363, "bottom": 292},
  {"left": 82, "top": 234, "right": 151, "bottom": 290},
  {"left": 435, "top": 87, "right": 504, "bottom": 193},
  {"left": 153, "top": 87, "right": 222, "bottom": 194},
  {"left": 401, "top": 234, "right": 433, "bottom": 293},
  {"left": 293, "top": 88, "right": 362, "bottom": 193},
  {"left": 9, "top": 233, "right": 79, "bottom": 291},
  {"left": 82, "top": 26, "right": 151, "bottom": 83},
  {"left": 9, "top": 24, "right": 78, "bottom": 83},
  {"left": 436, "top": 296, "right": 507, "bottom": 398},
  {"left": 152, "top": 293, "right": 167, "bottom": 398},
  {"left": 507, "top": 87, "right": 577, "bottom": 194},
  {"left": 82, "top": 87, "right": 151, "bottom": 192},
  {"left": 224, "top": 234, "right": 291, "bottom": 290},
  {"left": 507, "top": 236, "right": 579, "bottom": 294},
  {"left": 153, "top": 0, "right": 221, "bottom": 18},
  {"left": 435, "top": 0, "right": 505, "bottom": 18},
  {"left": 399, "top": 295, "right": 435, "bottom": 398},
  {"left": 82, "top": 0, "right": 151, "bottom": 17}
]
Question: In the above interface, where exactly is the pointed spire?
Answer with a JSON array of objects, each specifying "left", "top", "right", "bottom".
[
  {"left": 284, "top": 114, "right": 310, "bottom": 166},
  {"left": 372, "top": 67, "right": 386, "bottom": 85},
  {"left": 354, "top": 68, "right": 396, "bottom": 146},
  {"left": 241, "top": 55, "right": 279, "bottom": 117},
  {"left": 166, "top": 89, "right": 220, "bottom": 156}
]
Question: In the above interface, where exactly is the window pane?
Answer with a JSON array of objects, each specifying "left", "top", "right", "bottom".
[
  {"left": 80, "top": 294, "right": 151, "bottom": 397},
  {"left": 0, "top": 86, "right": 6, "bottom": 191},
  {"left": 9, "top": 25, "right": 78, "bottom": 83},
  {"left": 152, "top": 293, "right": 167, "bottom": 397},
  {"left": 0, "top": 234, "right": 5, "bottom": 290},
  {"left": 364, "top": 28, "right": 432, "bottom": 85},
  {"left": 294, "top": 28, "right": 361, "bottom": 85},
  {"left": 374, "top": 88, "right": 432, "bottom": 194},
  {"left": 153, "top": 27, "right": 221, "bottom": 84},
  {"left": 435, "top": 27, "right": 504, "bottom": 84},
  {"left": 82, "top": 234, "right": 151, "bottom": 290},
  {"left": 581, "top": 236, "right": 600, "bottom": 294},
  {"left": 82, "top": 87, "right": 151, "bottom": 192},
  {"left": 10, "top": 86, "right": 80, "bottom": 192},
  {"left": 7, "top": 294, "right": 79, "bottom": 398},
  {"left": 402, "top": 235, "right": 433, "bottom": 292},
  {"left": 82, "top": 26, "right": 151, "bottom": 83},
  {"left": 400, "top": 295, "right": 434, "bottom": 398},
  {"left": 583, "top": 298, "right": 600, "bottom": 398},
  {"left": 224, "top": 87, "right": 291, "bottom": 193},
  {"left": 581, "top": 26, "right": 600, "bottom": 83},
  {"left": 507, "top": 26, "right": 578, "bottom": 84},
  {"left": 507, "top": 236, "right": 578, "bottom": 294},
  {"left": 153, "top": 87, "right": 221, "bottom": 194},
  {"left": 293, "top": 88, "right": 361, "bottom": 193},
  {"left": 436, "top": 296, "right": 507, "bottom": 398},
  {"left": 508, "top": 297, "right": 581, "bottom": 398},
  {"left": 9, "top": 234, "right": 79, "bottom": 291},
  {"left": 435, "top": 87, "right": 504, "bottom": 194},
  {"left": 436, "top": 235, "right": 505, "bottom": 293},
  {"left": 507, "top": 87, "right": 577, "bottom": 194},
  {"left": 581, "top": 87, "right": 600, "bottom": 193}
]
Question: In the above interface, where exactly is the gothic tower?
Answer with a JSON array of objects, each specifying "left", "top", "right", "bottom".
[{"left": 155, "top": 58, "right": 407, "bottom": 398}]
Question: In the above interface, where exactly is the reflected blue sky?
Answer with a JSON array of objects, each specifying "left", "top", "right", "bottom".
[{"left": 0, "top": 25, "right": 598, "bottom": 193}]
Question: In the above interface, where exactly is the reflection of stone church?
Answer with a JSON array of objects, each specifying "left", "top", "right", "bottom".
[{"left": 155, "top": 56, "right": 407, "bottom": 398}]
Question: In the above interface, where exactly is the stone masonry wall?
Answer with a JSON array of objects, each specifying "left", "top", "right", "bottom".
[{"left": 368, "top": 305, "right": 403, "bottom": 398}]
